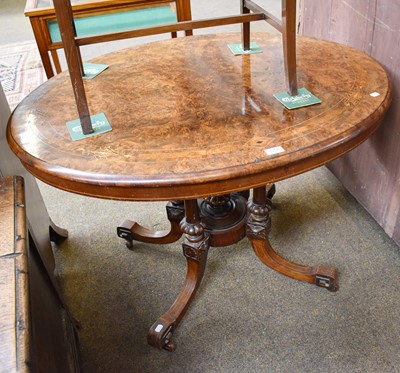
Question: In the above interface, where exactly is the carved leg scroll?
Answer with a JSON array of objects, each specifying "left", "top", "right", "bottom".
[
  {"left": 246, "top": 186, "right": 338, "bottom": 291},
  {"left": 147, "top": 200, "right": 210, "bottom": 351},
  {"left": 117, "top": 201, "right": 184, "bottom": 249}
]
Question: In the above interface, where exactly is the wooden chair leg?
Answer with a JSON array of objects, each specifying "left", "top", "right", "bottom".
[
  {"left": 50, "top": 49, "right": 62, "bottom": 74},
  {"left": 147, "top": 200, "right": 210, "bottom": 351},
  {"left": 241, "top": 0, "right": 250, "bottom": 50},
  {"left": 281, "top": 0, "right": 298, "bottom": 96},
  {"left": 246, "top": 186, "right": 338, "bottom": 291},
  {"left": 176, "top": 0, "right": 193, "bottom": 36},
  {"left": 29, "top": 18, "right": 55, "bottom": 79},
  {"left": 53, "top": 0, "right": 93, "bottom": 134}
]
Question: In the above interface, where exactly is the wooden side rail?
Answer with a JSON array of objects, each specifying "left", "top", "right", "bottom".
[
  {"left": 0, "top": 176, "right": 29, "bottom": 372},
  {"left": 0, "top": 176, "right": 80, "bottom": 373}
]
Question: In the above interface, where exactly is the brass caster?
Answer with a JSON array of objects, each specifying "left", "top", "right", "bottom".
[
  {"left": 315, "top": 265, "right": 338, "bottom": 291},
  {"left": 163, "top": 340, "right": 176, "bottom": 352}
]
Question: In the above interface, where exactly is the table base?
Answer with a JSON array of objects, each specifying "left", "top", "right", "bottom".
[{"left": 117, "top": 185, "right": 338, "bottom": 351}]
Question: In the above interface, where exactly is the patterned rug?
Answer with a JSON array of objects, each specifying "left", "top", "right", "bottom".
[{"left": 0, "top": 41, "right": 46, "bottom": 110}]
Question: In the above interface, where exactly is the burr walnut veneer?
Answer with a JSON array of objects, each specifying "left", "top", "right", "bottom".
[{"left": 7, "top": 33, "right": 392, "bottom": 351}]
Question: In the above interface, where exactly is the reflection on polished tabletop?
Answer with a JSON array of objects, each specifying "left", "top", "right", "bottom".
[{"left": 7, "top": 33, "right": 392, "bottom": 351}]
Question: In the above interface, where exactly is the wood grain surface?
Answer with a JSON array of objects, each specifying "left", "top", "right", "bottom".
[
  {"left": 0, "top": 176, "right": 30, "bottom": 373},
  {"left": 7, "top": 33, "right": 391, "bottom": 201},
  {"left": 300, "top": 0, "right": 400, "bottom": 246}
]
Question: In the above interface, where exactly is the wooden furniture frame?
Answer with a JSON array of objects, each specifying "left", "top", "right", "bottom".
[
  {"left": 7, "top": 29, "right": 392, "bottom": 352},
  {"left": 52, "top": 0, "right": 299, "bottom": 135},
  {"left": 1, "top": 176, "right": 30, "bottom": 372},
  {"left": 1, "top": 85, "right": 80, "bottom": 370},
  {"left": 0, "top": 176, "right": 80, "bottom": 372},
  {"left": 25, "top": 0, "right": 193, "bottom": 78}
]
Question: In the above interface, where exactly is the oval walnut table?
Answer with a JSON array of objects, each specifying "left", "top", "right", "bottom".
[{"left": 7, "top": 33, "right": 392, "bottom": 351}]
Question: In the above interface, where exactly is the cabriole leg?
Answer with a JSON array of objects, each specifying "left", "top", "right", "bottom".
[
  {"left": 147, "top": 199, "right": 210, "bottom": 351},
  {"left": 246, "top": 186, "right": 338, "bottom": 291},
  {"left": 117, "top": 201, "right": 184, "bottom": 249}
]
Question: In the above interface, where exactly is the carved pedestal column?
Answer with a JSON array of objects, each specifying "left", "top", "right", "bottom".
[{"left": 200, "top": 193, "right": 247, "bottom": 247}]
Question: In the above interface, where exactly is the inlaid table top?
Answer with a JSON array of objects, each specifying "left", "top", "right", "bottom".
[{"left": 7, "top": 33, "right": 391, "bottom": 201}]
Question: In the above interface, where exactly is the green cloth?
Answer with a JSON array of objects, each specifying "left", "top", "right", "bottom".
[{"left": 48, "top": 5, "right": 177, "bottom": 43}]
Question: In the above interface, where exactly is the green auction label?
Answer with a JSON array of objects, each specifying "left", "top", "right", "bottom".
[
  {"left": 66, "top": 112, "right": 112, "bottom": 141},
  {"left": 227, "top": 42, "right": 263, "bottom": 55},
  {"left": 274, "top": 88, "right": 321, "bottom": 109}
]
